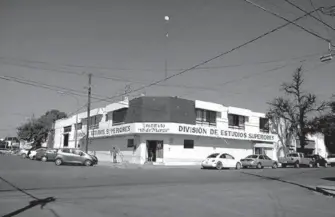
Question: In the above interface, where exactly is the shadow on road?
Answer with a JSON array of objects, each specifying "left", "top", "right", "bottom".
[
  {"left": 241, "top": 172, "right": 317, "bottom": 192},
  {"left": 2, "top": 197, "right": 57, "bottom": 217},
  {"left": 322, "top": 177, "right": 335, "bottom": 182},
  {"left": 0, "top": 176, "right": 57, "bottom": 217}
]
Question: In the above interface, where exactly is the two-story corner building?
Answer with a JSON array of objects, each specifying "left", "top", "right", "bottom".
[{"left": 52, "top": 96, "right": 327, "bottom": 165}]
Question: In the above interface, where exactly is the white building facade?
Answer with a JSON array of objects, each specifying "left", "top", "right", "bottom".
[{"left": 53, "top": 96, "right": 327, "bottom": 165}]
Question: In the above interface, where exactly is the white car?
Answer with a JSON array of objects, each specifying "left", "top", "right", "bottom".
[
  {"left": 201, "top": 153, "right": 242, "bottom": 170},
  {"left": 326, "top": 154, "right": 335, "bottom": 166},
  {"left": 18, "top": 148, "right": 30, "bottom": 158}
]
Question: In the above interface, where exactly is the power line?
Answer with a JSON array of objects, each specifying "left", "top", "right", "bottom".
[
  {"left": 1, "top": 54, "right": 319, "bottom": 93},
  {"left": 283, "top": 0, "right": 335, "bottom": 32},
  {"left": 0, "top": 75, "right": 107, "bottom": 98},
  {"left": 90, "top": 7, "right": 324, "bottom": 105},
  {"left": 242, "top": 0, "right": 332, "bottom": 44}
]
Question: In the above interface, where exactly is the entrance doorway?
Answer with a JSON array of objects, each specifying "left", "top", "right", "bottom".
[
  {"left": 146, "top": 140, "right": 163, "bottom": 162},
  {"left": 63, "top": 134, "right": 69, "bottom": 147}
]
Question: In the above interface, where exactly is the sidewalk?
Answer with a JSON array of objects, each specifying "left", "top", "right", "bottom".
[{"left": 97, "top": 161, "right": 200, "bottom": 170}]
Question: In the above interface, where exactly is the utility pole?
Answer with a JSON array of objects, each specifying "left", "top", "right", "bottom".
[
  {"left": 164, "top": 15, "right": 169, "bottom": 79},
  {"left": 85, "top": 73, "right": 92, "bottom": 153}
]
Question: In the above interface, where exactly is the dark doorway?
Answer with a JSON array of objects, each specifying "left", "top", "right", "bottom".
[
  {"left": 147, "top": 140, "right": 163, "bottom": 162},
  {"left": 63, "top": 134, "right": 69, "bottom": 147}
]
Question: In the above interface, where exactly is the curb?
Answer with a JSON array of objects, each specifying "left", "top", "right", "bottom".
[{"left": 315, "top": 186, "right": 335, "bottom": 197}]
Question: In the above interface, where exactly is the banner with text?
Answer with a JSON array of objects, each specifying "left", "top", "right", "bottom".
[
  {"left": 87, "top": 122, "right": 277, "bottom": 142},
  {"left": 89, "top": 124, "right": 133, "bottom": 138}
]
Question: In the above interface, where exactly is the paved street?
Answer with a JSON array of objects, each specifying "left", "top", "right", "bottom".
[{"left": 1, "top": 155, "right": 335, "bottom": 217}]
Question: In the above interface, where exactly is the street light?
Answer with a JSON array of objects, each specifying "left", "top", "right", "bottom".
[{"left": 57, "top": 91, "right": 80, "bottom": 148}]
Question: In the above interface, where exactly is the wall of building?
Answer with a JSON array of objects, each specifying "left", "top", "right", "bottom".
[
  {"left": 87, "top": 135, "right": 143, "bottom": 164},
  {"left": 126, "top": 96, "right": 196, "bottom": 124},
  {"left": 138, "top": 134, "right": 254, "bottom": 165}
]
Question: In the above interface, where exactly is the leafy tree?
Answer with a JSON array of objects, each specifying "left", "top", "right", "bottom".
[
  {"left": 17, "top": 110, "right": 67, "bottom": 145},
  {"left": 267, "top": 66, "right": 327, "bottom": 150}
]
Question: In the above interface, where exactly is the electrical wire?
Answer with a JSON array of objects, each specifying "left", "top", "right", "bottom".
[
  {"left": 0, "top": 75, "right": 107, "bottom": 99},
  {"left": 283, "top": 0, "right": 335, "bottom": 32},
  {"left": 90, "top": 7, "right": 323, "bottom": 105},
  {"left": 242, "top": 0, "right": 332, "bottom": 45}
]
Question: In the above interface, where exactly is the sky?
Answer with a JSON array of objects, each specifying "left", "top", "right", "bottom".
[{"left": 0, "top": 0, "right": 334, "bottom": 137}]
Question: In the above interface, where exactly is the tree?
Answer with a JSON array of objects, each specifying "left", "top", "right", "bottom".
[
  {"left": 17, "top": 110, "right": 67, "bottom": 145},
  {"left": 267, "top": 66, "right": 327, "bottom": 150},
  {"left": 308, "top": 99, "right": 335, "bottom": 152}
]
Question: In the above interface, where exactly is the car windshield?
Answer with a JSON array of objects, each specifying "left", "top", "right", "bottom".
[
  {"left": 246, "top": 155, "right": 258, "bottom": 159},
  {"left": 207, "top": 153, "right": 219, "bottom": 158}
]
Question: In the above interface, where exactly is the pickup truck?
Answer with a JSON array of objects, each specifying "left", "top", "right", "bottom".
[{"left": 279, "top": 152, "right": 313, "bottom": 168}]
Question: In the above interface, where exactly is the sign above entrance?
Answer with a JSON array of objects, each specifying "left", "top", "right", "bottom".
[
  {"left": 87, "top": 122, "right": 277, "bottom": 142},
  {"left": 138, "top": 123, "right": 169, "bottom": 133}
]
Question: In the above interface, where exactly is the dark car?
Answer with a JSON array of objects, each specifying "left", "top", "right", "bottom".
[
  {"left": 306, "top": 154, "right": 329, "bottom": 167},
  {"left": 36, "top": 149, "right": 59, "bottom": 162}
]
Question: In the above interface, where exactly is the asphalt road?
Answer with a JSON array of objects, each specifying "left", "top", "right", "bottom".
[{"left": 1, "top": 155, "right": 335, "bottom": 217}]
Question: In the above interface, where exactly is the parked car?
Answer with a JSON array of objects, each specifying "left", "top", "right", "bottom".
[
  {"left": 36, "top": 148, "right": 59, "bottom": 162},
  {"left": 201, "top": 153, "right": 242, "bottom": 170},
  {"left": 18, "top": 148, "right": 31, "bottom": 158},
  {"left": 306, "top": 154, "right": 329, "bottom": 168},
  {"left": 54, "top": 148, "right": 98, "bottom": 166},
  {"left": 279, "top": 152, "right": 313, "bottom": 168},
  {"left": 28, "top": 148, "right": 47, "bottom": 160},
  {"left": 240, "top": 154, "right": 278, "bottom": 169},
  {"left": 326, "top": 154, "right": 335, "bottom": 167}
]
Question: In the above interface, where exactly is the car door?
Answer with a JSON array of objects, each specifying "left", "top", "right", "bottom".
[
  {"left": 225, "top": 154, "right": 236, "bottom": 167},
  {"left": 72, "top": 149, "right": 85, "bottom": 164},
  {"left": 219, "top": 154, "right": 228, "bottom": 167},
  {"left": 60, "top": 148, "right": 73, "bottom": 162},
  {"left": 258, "top": 155, "right": 267, "bottom": 166},
  {"left": 263, "top": 155, "right": 273, "bottom": 167}
]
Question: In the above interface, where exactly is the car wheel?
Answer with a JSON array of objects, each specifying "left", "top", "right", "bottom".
[
  {"left": 294, "top": 162, "right": 300, "bottom": 168},
  {"left": 84, "top": 160, "right": 92, "bottom": 167},
  {"left": 236, "top": 162, "right": 241, "bottom": 170},
  {"left": 41, "top": 156, "right": 47, "bottom": 162},
  {"left": 324, "top": 163, "right": 328, "bottom": 168},
  {"left": 256, "top": 163, "right": 262, "bottom": 169},
  {"left": 272, "top": 163, "right": 278, "bottom": 169},
  {"left": 21, "top": 153, "right": 26, "bottom": 158},
  {"left": 55, "top": 158, "right": 63, "bottom": 166},
  {"left": 216, "top": 161, "right": 223, "bottom": 170},
  {"left": 315, "top": 162, "right": 320, "bottom": 168}
]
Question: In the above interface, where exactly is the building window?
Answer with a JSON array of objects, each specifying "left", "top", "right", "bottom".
[
  {"left": 105, "top": 114, "right": 109, "bottom": 122},
  {"left": 184, "top": 140, "right": 194, "bottom": 149},
  {"left": 64, "top": 126, "right": 72, "bottom": 133},
  {"left": 127, "top": 139, "right": 134, "bottom": 148},
  {"left": 113, "top": 108, "right": 128, "bottom": 126},
  {"left": 195, "top": 109, "right": 216, "bottom": 126},
  {"left": 259, "top": 118, "right": 269, "bottom": 133},
  {"left": 75, "top": 123, "right": 82, "bottom": 130},
  {"left": 82, "top": 115, "right": 102, "bottom": 129},
  {"left": 228, "top": 114, "right": 246, "bottom": 130}
]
